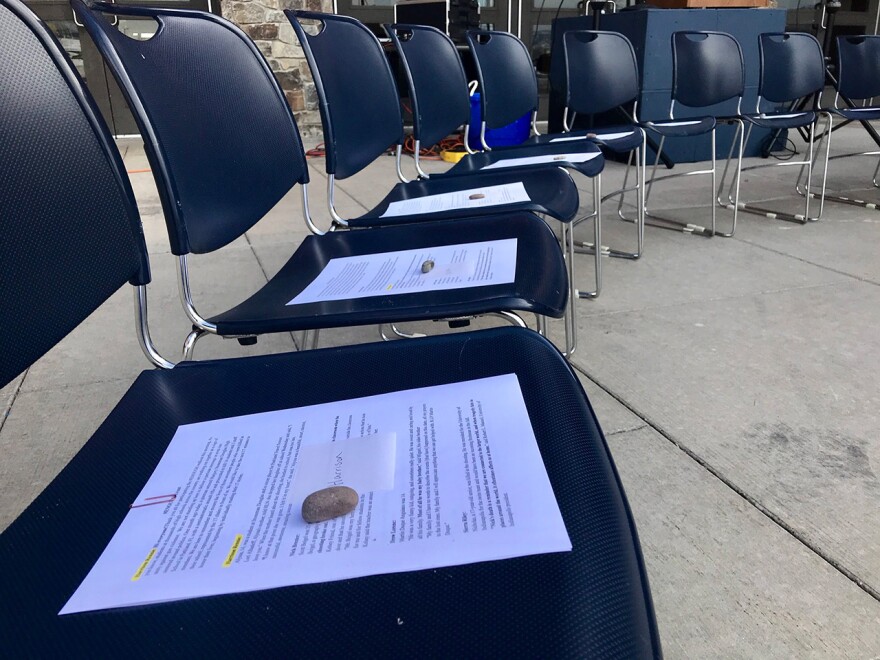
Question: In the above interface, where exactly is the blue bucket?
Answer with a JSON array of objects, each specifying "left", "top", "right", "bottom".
[{"left": 468, "top": 92, "right": 530, "bottom": 150}]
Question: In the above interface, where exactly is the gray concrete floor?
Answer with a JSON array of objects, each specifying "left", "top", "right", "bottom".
[{"left": 3, "top": 126, "right": 880, "bottom": 657}]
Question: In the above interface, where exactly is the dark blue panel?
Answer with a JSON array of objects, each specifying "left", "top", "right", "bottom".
[
  {"left": 386, "top": 23, "right": 471, "bottom": 149},
  {"left": 75, "top": 1, "right": 306, "bottom": 255},
  {"left": 0, "top": 327, "right": 661, "bottom": 658},
  {"left": 210, "top": 213, "right": 569, "bottom": 333},
  {"left": 466, "top": 30, "right": 539, "bottom": 129},
  {"left": 288, "top": 11, "right": 405, "bottom": 180},
  {"left": 0, "top": 0, "right": 149, "bottom": 388}
]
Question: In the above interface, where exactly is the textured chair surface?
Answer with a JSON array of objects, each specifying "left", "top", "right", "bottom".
[
  {"left": 836, "top": 35, "right": 880, "bottom": 102},
  {"left": 209, "top": 212, "right": 569, "bottom": 334},
  {"left": 288, "top": 10, "right": 404, "bottom": 180},
  {"left": 0, "top": 0, "right": 148, "bottom": 389},
  {"left": 564, "top": 30, "right": 640, "bottom": 117},
  {"left": 0, "top": 327, "right": 662, "bottom": 658},
  {"left": 671, "top": 31, "right": 744, "bottom": 110},
  {"left": 386, "top": 23, "right": 471, "bottom": 150},
  {"left": 757, "top": 33, "right": 824, "bottom": 108},
  {"left": 351, "top": 165, "right": 581, "bottom": 225},
  {"left": 466, "top": 29, "right": 539, "bottom": 130},
  {"left": 73, "top": 0, "right": 306, "bottom": 255}
]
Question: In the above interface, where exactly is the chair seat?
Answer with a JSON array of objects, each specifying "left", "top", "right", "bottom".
[
  {"left": 832, "top": 106, "right": 880, "bottom": 122},
  {"left": 743, "top": 110, "right": 817, "bottom": 130},
  {"left": 444, "top": 140, "right": 605, "bottom": 178},
  {"left": 0, "top": 327, "right": 661, "bottom": 657},
  {"left": 351, "top": 166, "right": 579, "bottom": 227},
  {"left": 526, "top": 126, "right": 644, "bottom": 153},
  {"left": 209, "top": 213, "right": 567, "bottom": 335},
  {"left": 643, "top": 116, "right": 716, "bottom": 138}
]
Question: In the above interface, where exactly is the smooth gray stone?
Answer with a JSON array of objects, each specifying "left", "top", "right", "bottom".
[{"left": 302, "top": 486, "right": 359, "bottom": 524}]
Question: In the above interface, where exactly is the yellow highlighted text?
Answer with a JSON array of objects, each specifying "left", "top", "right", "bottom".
[
  {"left": 223, "top": 534, "right": 243, "bottom": 568},
  {"left": 132, "top": 548, "right": 157, "bottom": 581}
]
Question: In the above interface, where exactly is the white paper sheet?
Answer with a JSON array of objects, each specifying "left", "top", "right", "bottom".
[
  {"left": 379, "top": 182, "right": 529, "bottom": 218},
  {"left": 649, "top": 119, "right": 703, "bottom": 127},
  {"left": 480, "top": 151, "right": 601, "bottom": 170},
  {"left": 60, "top": 374, "right": 571, "bottom": 615},
  {"left": 286, "top": 238, "right": 517, "bottom": 306},
  {"left": 288, "top": 433, "right": 396, "bottom": 506},
  {"left": 549, "top": 131, "right": 633, "bottom": 143}
]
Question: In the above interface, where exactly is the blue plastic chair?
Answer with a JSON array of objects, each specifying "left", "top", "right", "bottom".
[
  {"left": 562, "top": 30, "right": 646, "bottom": 259},
  {"left": 285, "top": 11, "right": 580, "bottom": 233},
  {"left": 0, "top": 2, "right": 660, "bottom": 653},
  {"left": 817, "top": 35, "right": 880, "bottom": 212},
  {"left": 642, "top": 31, "right": 746, "bottom": 238},
  {"left": 465, "top": 28, "right": 644, "bottom": 291},
  {"left": 383, "top": 24, "right": 604, "bottom": 189},
  {"left": 383, "top": 22, "right": 606, "bottom": 342},
  {"left": 72, "top": 0, "right": 570, "bottom": 359},
  {"left": 289, "top": 12, "right": 587, "bottom": 353},
  {"left": 719, "top": 32, "right": 829, "bottom": 224}
]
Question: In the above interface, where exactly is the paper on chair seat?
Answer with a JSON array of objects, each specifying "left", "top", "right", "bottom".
[
  {"left": 379, "top": 182, "right": 529, "bottom": 218},
  {"left": 480, "top": 152, "right": 601, "bottom": 169},
  {"left": 60, "top": 374, "right": 571, "bottom": 614},
  {"left": 549, "top": 131, "right": 633, "bottom": 143},
  {"left": 287, "top": 238, "right": 517, "bottom": 305}
]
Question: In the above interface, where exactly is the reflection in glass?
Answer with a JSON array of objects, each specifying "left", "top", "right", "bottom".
[{"left": 46, "top": 20, "right": 84, "bottom": 77}]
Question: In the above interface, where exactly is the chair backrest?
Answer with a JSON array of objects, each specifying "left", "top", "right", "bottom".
[
  {"left": 73, "top": 0, "right": 307, "bottom": 256},
  {"left": 287, "top": 11, "right": 404, "bottom": 180},
  {"left": 563, "top": 30, "right": 639, "bottom": 116},
  {"left": 836, "top": 35, "right": 880, "bottom": 102},
  {"left": 671, "top": 31, "right": 744, "bottom": 111},
  {"left": 758, "top": 33, "right": 825, "bottom": 109},
  {"left": 0, "top": 0, "right": 150, "bottom": 388},
  {"left": 385, "top": 23, "right": 470, "bottom": 149},
  {"left": 466, "top": 30, "right": 538, "bottom": 130}
]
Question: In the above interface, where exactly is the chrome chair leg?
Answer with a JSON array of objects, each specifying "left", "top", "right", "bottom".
[
  {"left": 577, "top": 175, "right": 602, "bottom": 301},
  {"left": 490, "top": 311, "right": 527, "bottom": 327},
  {"left": 536, "top": 313, "right": 547, "bottom": 337},
  {"left": 799, "top": 112, "right": 880, "bottom": 213},
  {"left": 713, "top": 119, "right": 743, "bottom": 237},
  {"left": 641, "top": 132, "right": 716, "bottom": 237},
  {"left": 182, "top": 327, "right": 206, "bottom": 361}
]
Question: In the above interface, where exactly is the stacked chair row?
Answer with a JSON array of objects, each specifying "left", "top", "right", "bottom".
[
  {"left": 0, "top": 0, "right": 661, "bottom": 656},
  {"left": 383, "top": 22, "right": 876, "bottom": 241},
  {"left": 288, "top": 11, "right": 606, "bottom": 353},
  {"left": 292, "top": 15, "right": 874, "bottom": 318}
]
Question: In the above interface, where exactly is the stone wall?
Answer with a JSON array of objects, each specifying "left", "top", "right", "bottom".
[{"left": 221, "top": 0, "right": 331, "bottom": 134}]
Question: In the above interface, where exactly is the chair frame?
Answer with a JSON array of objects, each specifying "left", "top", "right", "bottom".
[
  {"left": 716, "top": 32, "right": 831, "bottom": 225},
  {"left": 464, "top": 28, "right": 617, "bottom": 303},
  {"left": 292, "top": 13, "right": 590, "bottom": 355},
  {"left": 799, "top": 34, "right": 880, "bottom": 214},
  {"left": 640, "top": 30, "right": 746, "bottom": 238},
  {"left": 561, "top": 29, "right": 646, "bottom": 261},
  {"left": 1, "top": 2, "right": 661, "bottom": 652},
  {"left": 74, "top": 0, "right": 572, "bottom": 360}
]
